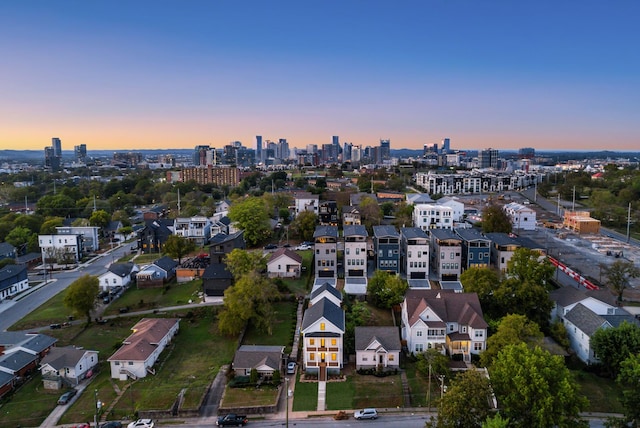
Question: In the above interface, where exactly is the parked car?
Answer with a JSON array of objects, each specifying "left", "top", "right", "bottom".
[
  {"left": 216, "top": 414, "right": 248, "bottom": 426},
  {"left": 287, "top": 361, "right": 296, "bottom": 375},
  {"left": 119, "top": 306, "right": 130, "bottom": 313},
  {"left": 263, "top": 244, "right": 278, "bottom": 250},
  {"left": 354, "top": 408, "right": 378, "bottom": 420},
  {"left": 101, "top": 422, "right": 123, "bottom": 428},
  {"left": 127, "top": 419, "right": 154, "bottom": 428},
  {"left": 49, "top": 323, "right": 62, "bottom": 330},
  {"left": 295, "top": 244, "right": 311, "bottom": 251},
  {"left": 57, "top": 389, "right": 77, "bottom": 405}
]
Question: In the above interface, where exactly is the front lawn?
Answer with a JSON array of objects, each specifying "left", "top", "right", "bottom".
[
  {"left": 221, "top": 385, "right": 280, "bottom": 407},
  {"left": 326, "top": 373, "right": 403, "bottom": 410},
  {"left": 572, "top": 370, "right": 624, "bottom": 413},
  {"left": 292, "top": 377, "right": 318, "bottom": 411},
  {"left": 9, "top": 290, "right": 76, "bottom": 330},
  {"left": 242, "top": 300, "right": 297, "bottom": 352}
]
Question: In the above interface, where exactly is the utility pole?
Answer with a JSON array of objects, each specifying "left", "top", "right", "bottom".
[
  {"left": 285, "top": 377, "right": 289, "bottom": 428},
  {"left": 627, "top": 202, "right": 632, "bottom": 243},
  {"left": 177, "top": 189, "right": 181, "bottom": 215},
  {"left": 572, "top": 186, "right": 576, "bottom": 212},
  {"left": 427, "top": 363, "right": 432, "bottom": 409}
]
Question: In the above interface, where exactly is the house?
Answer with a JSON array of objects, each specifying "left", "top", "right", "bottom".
[
  {"left": 137, "top": 219, "right": 174, "bottom": 254},
  {"left": 136, "top": 256, "right": 179, "bottom": 288},
  {"left": 104, "top": 220, "right": 125, "bottom": 242},
  {"left": 319, "top": 201, "right": 339, "bottom": 226},
  {"left": 215, "top": 199, "right": 232, "bottom": 214},
  {"left": 484, "top": 232, "right": 521, "bottom": 272},
  {"left": 142, "top": 205, "right": 168, "bottom": 221},
  {"left": 401, "top": 289, "right": 488, "bottom": 362},
  {"left": 344, "top": 225, "right": 369, "bottom": 296},
  {"left": 294, "top": 192, "right": 319, "bottom": 217},
  {"left": 0, "top": 242, "right": 16, "bottom": 261},
  {"left": 0, "top": 264, "right": 29, "bottom": 301},
  {"left": 108, "top": 318, "right": 180, "bottom": 380},
  {"left": 342, "top": 206, "right": 362, "bottom": 226},
  {"left": 405, "top": 193, "right": 434, "bottom": 205},
  {"left": 373, "top": 225, "right": 400, "bottom": 274},
  {"left": 350, "top": 192, "right": 377, "bottom": 207},
  {"left": 401, "top": 227, "right": 429, "bottom": 280},
  {"left": 355, "top": 326, "right": 401, "bottom": 371},
  {"left": 502, "top": 202, "right": 536, "bottom": 231},
  {"left": 267, "top": 248, "right": 303, "bottom": 278},
  {"left": 0, "top": 332, "right": 57, "bottom": 357},
  {"left": 438, "top": 197, "right": 465, "bottom": 222},
  {"left": 98, "top": 262, "right": 138, "bottom": 292},
  {"left": 310, "top": 282, "right": 342, "bottom": 307},
  {"left": 0, "top": 371, "right": 14, "bottom": 400},
  {"left": 563, "top": 211, "right": 601, "bottom": 235},
  {"left": 232, "top": 345, "right": 285, "bottom": 378},
  {"left": 301, "top": 296, "right": 345, "bottom": 380},
  {"left": 314, "top": 226, "right": 338, "bottom": 279},
  {"left": 455, "top": 228, "right": 491, "bottom": 270},
  {"left": 174, "top": 216, "right": 212, "bottom": 246},
  {"left": 38, "top": 234, "right": 84, "bottom": 264},
  {"left": 413, "top": 204, "right": 454, "bottom": 231},
  {"left": 209, "top": 231, "right": 246, "bottom": 265},
  {"left": 202, "top": 263, "right": 233, "bottom": 297},
  {"left": 39, "top": 346, "right": 99, "bottom": 388},
  {"left": 430, "top": 229, "right": 462, "bottom": 281},
  {"left": 55, "top": 226, "right": 101, "bottom": 252},
  {"left": 0, "top": 349, "right": 38, "bottom": 378}
]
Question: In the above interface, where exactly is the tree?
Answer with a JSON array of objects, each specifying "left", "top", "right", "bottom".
[
  {"left": 480, "top": 314, "right": 543, "bottom": 367},
  {"left": 224, "top": 249, "right": 267, "bottom": 278},
  {"left": 431, "top": 370, "right": 493, "bottom": 428},
  {"left": 290, "top": 211, "right": 317, "bottom": 242},
  {"left": 89, "top": 209, "right": 111, "bottom": 230},
  {"left": 63, "top": 274, "right": 99, "bottom": 323},
  {"left": 359, "top": 196, "right": 381, "bottom": 231},
  {"left": 218, "top": 272, "right": 279, "bottom": 336},
  {"left": 482, "top": 415, "right": 509, "bottom": 428},
  {"left": 366, "top": 270, "right": 408, "bottom": 309},
  {"left": 459, "top": 267, "right": 500, "bottom": 318},
  {"left": 344, "top": 300, "right": 372, "bottom": 355},
  {"left": 591, "top": 321, "right": 640, "bottom": 378},
  {"left": 506, "top": 248, "right": 554, "bottom": 287},
  {"left": 490, "top": 343, "right": 588, "bottom": 428},
  {"left": 228, "top": 197, "right": 271, "bottom": 246},
  {"left": 163, "top": 235, "right": 196, "bottom": 263},
  {"left": 615, "top": 354, "right": 640, "bottom": 426},
  {"left": 416, "top": 348, "right": 450, "bottom": 382},
  {"left": 5, "top": 226, "right": 34, "bottom": 251},
  {"left": 481, "top": 204, "right": 512, "bottom": 234},
  {"left": 40, "top": 217, "right": 64, "bottom": 234},
  {"left": 493, "top": 277, "right": 553, "bottom": 329},
  {"left": 604, "top": 260, "right": 640, "bottom": 302}
]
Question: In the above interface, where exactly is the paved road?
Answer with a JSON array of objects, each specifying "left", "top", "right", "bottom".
[{"left": 0, "top": 244, "right": 136, "bottom": 332}]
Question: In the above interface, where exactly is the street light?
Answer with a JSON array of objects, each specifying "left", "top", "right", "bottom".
[
  {"left": 438, "top": 375, "right": 445, "bottom": 401},
  {"left": 94, "top": 389, "right": 102, "bottom": 428}
]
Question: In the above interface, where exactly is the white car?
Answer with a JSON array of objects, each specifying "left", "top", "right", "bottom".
[
  {"left": 287, "top": 361, "right": 296, "bottom": 374},
  {"left": 127, "top": 419, "right": 154, "bottom": 428},
  {"left": 295, "top": 244, "right": 311, "bottom": 250},
  {"left": 354, "top": 408, "right": 378, "bottom": 420}
]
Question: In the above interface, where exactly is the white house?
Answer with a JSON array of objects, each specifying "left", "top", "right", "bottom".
[
  {"left": 310, "top": 282, "right": 342, "bottom": 307},
  {"left": 0, "top": 265, "right": 29, "bottom": 301},
  {"left": 108, "top": 318, "right": 180, "bottom": 380},
  {"left": 267, "top": 248, "right": 303, "bottom": 278},
  {"left": 344, "top": 225, "right": 368, "bottom": 295},
  {"left": 38, "top": 234, "right": 84, "bottom": 264},
  {"left": 98, "top": 262, "right": 139, "bottom": 291},
  {"left": 173, "top": 216, "right": 212, "bottom": 246},
  {"left": 55, "top": 226, "right": 101, "bottom": 252},
  {"left": 401, "top": 227, "right": 429, "bottom": 280},
  {"left": 438, "top": 197, "right": 465, "bottom": 222},
  {"left": 355, "top": 326, "right": 401, "bottom": 371},
  {"left": 502, "top": 202, "right": 536, "bottom": 231},
  {"left": 301, "top": 296, "right": 345, "bottom": 380},
  {"left": 314, "top": 226, "right": 338, "bottom": 279},
  {"left": 293, "top": 192, "right": 319, "bottom": 217},
  {"left": 40, "top": 346, "right": 99, "bottom": 388},
  {"left": 413, "top": 204, "right": 453, "bottom": 231},
  {"left": 401, "top": 289, "right": 488, "bottom": 362}
]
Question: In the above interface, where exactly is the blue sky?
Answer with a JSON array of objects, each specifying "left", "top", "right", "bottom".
[{"left": 1, "top": 1, "right": 639, "bottom": 151}]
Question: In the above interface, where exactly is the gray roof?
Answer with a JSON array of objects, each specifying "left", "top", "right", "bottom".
[
  {"left": 40, "top": 346, "right": 94, "bottom": 370},
  {"left": 0, "top": 242, "right": 16, "bottom": 254},
  {"left": 153, "top": 256, "right": 179, "bottom": 273},
  {"left": 15, "top": 252, "right": 41, "bottom": 264},
  {"left": 400, "top": 227, "right": 428, "bottom": 240},
  {"left": 484, "top": 232, "right": 519, "bottom": 246},
  {"left": 203, "top": 263, "right": 233, "bottom": 280},
  {"left": 232, "top": 345, "right": 284, "bottom": 371},
  {"left": 564, "top": 303, "right": 608, "bottom": 336},
  {"left": 0, "top": 264, "right": 27, "bottom": 283},
  {"left": 406, "top": 193, "right": 434, "bottom": 204},
  {"left": 343, "top": 225, "right": 368, "bottom": 238},
  {"left": 355, "top": 326, "right": 401, "bottom": 352},
  {"left": 440, "top": 281, "right": 464, "bottom": 291},
  {"left": 0, "top": 332, "right": 31, "bottom": 347},
  {"left": 373, "top": 225, "right": 399, "bottom": 238},
  {"left": 0, "top": 350, "right": 37, "bottom": 373},
  {"left": 313, "top": 225, "right": 338, "bottom": 239},
  {"left": 20, "top": 334, "right": 57, "bottom": 354},
  {"left": 455, "top": 228, "right": 489, "bottom": 242},
  {"left": 550, "top": 286, "right": 587, "bottom": 307},
  {"left": 344, "top": 277, "right": 368, "bottom": 295},
  {"left": 514, "top": 236, "right": 543, "bottom": 250},
  {"left": 108, "top": 262, "right": 136, "bottom": 277},
  {"left": 302, "top": 297, "right": 345, "bottom": 332},
  {"left": 310, "top": 283, "right": 342, "bottom": 301},
  {"left": 407, "top": 279, "right": 431, "bottom": 289},
  {"left": 430, "top": 228, "right": 461, "bottom": 242},
  {"left": 342, "top": 205, "right": 359, "bottom": 214},
  {"left": 602, "top": 314, "right": 640, "bottom": 328},
  {"left": 0, "top": 370, "right": 13, "bottom": 386}
]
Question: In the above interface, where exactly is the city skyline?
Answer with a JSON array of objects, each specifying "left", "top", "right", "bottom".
[{"left": 1, "top": 1, "right": 639, "bottom": 152}]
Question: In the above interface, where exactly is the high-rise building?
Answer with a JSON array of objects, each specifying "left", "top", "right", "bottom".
[
  {"left": 74, "top": 144, "right": 87, "bottom": 162},
  {"left": 194, "top": 145, "right": 210, "bottom": 166},
  {"left": 518, "top": 147, "right": 535, "bottom": 159},
  {"left": 52, "top": 137, "right": 62, "bottom": 157},
  {"left": 256, "top": 136, "right": 262, "bottom": 162},
  {"left": 479, "top": 148, "right": 499, "bottom": 169},
  {"left": 343, "top": 142, "right": 352, "bottom": 162},
  {"left": 45, "top": 137, "right": 62, "bottom": 171},
  {"left": 441, "top": 138, "right": 451, "bottom": 154},
  {"left": 379, "top": 139, "right": 390, "bottom": 161}
]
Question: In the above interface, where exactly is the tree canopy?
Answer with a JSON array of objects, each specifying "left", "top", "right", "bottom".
[
  {"left": 490, "top": 343, "right": 588, "bottom": 428},
  {"left": 228, "top": 196, "right": 272, "bottom": 246},
  {"left": 163, "top": 235, "right": 196, "bottom": 263},
  {"left": 591, "top": 321, "right": 640, "bottom": 378},
  {"left": 224, "top": 249, "right": 267, "bottom": 278},
  {"left": 63, "top": 274, "right": 99, "bottom": 323},
  {"left": 290, "top": 210, "right": 317, "bottom": 242},
  {"left": 604, "top": 260, "right": 640, "bottom": 302},
  {"left": 481, "top": 204, "right": 512, "bottom": 234},
  {"left": 480, "top": 314, "right": 543, "bottom": 367},
  {"left": 615, "top": 353, "right": 640, "bottom": 427},
  {"left": 366, "top": 270, "right": 408, "bottom": 309}
]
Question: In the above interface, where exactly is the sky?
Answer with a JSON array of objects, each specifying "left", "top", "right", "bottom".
[{"left": 1, "top": 1, "right": 639, "bottom": 152}]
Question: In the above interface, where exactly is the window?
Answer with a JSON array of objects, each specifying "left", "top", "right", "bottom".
[
  {"left": 321, "top": 338, "right": 325, "bottom": 347},
  {"left": 415, "top": 344, "right": 424, "bottom": 352},
  {"left": 115, "top": 361, "right": 120, "bottom": 365},
  {"left": 469, "top": 253, "right": 473, "bottom": 260},
  {"left": 309, "top": 353, "right": 315, "bottom": 360},
  {"left": 309, "top": 339, "right": 315, "bottom": 345},
  {"left": 474, "top": 342, "right": 483, "bottom": 351},
  {"left": 128, "top": 361, "right": 134, "bottom": 365},
  {"left": 416, "top": 330, "right": 423, "bottom": 337},
  {"left": 441, "top": 252, "right": 445, "bottom": 259},
  {"left": 345, "top": 248, "right": 350, "bottom": 255},
  {"left": 331, "top": 353, "right": 337, "bottom": 361},
  {"left": 474, "top": 330, "right": 483, "bottom": 338},
  {"left": 389, "top": 354, "right": 395, "bottom": 361},
  {"left": 450, "top": 252, "right": 454, "bottom": 259},
  {"left": 320, "top": 323, "right": 325, "bottom": 331},
  {"left": 278, "top": 265, "right": 281, "bottom": 270},
  {"left": 331, "top": 338, "right": 336, "bottom": 346}
]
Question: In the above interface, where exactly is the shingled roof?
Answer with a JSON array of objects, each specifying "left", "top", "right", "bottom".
[
  {"left": 232, "top": 345, "right": 284, "bottom": 371},
  {"left": 301, "top": 298, "right": 344, "bottom": 332},
  {"left": 355, "top": 326, "right": 401, "bottom": 352},
  {"left": 108, "top": 318, "right": 179, "bottom": 362},
  {"left": 40, "top": 346, "right": 95, "bottom": 370},
  {"left": 404, "top": 289, "right": 488, "bottom": 330}
]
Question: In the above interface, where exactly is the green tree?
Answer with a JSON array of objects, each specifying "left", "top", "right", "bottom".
[
  {"left": 163, "top": 235, "right": 196, "bottom": 263},
  {"left": 491, "top": 343, "right": 588, "bottom": 428},
  {"left": 481, "top": 204, "right": 512, "bottom": 234},
  {"left": 459, "top": 267, "right": 500, "bottom": 318},
  {"left": 615, "top": 354, "right": 640, "bottom": 426},
  {"left": 5, "top": 226, "right": 34, "bottom": 251},
  {"left": 506, "top": 248, "right": 554, "bottom": 287},
  {"left": 40, "top": 217, "right": 64, "bottom": 234},
  {"left": 591, "top": 321, "right": 640, "bottom": 378},
  {"left": 480, "top": 314, "right": 543, "bottom": 367},
  {"left": 366, "top": 270, "right": 408, "bottom": 309},
  {"left": 493, "top": 277, "right": 553, "bottom": 329},
  {"left": 344, "top": 300, "right": 372, "bottom": 355},
  {"left": 604, "top": 260, "right": 640, "bottom": 302},
  {"left": 218, "top": 272, "right": 279, "bottom": 336},
  {"left": 431, "top": 370, "right": 493, "bottom": 428},
  {"left": 482, "top": 415, "right": 509, "bottom": 428},
  {"left": 416, "top": 348, "right": 450, "bottom": 382},
  {"left": 224, "top": 249, "right": 267, "bottom": 278},
  {"left": 63, "top": 274, "right": 99, "bottom": 323},
  {"left": 89, "top": 209, "right": 111, "bottom": 230},
  {"left": 228, "top": 197, "right": 271, "bottom": 246},
  {"left": 360, "top": 196, "right": 381, "bottom": 231},
  {"left": 290, "top": 210, "right": 317, "bottom": 242}
]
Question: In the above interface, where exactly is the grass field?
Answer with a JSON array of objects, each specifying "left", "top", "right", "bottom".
[
  {"left": 102, "top": 278, "right": 203, "bottom": 315},
  {"left": 242, "top": 300, "right": 297, "bottom": 352},
  {"left": 572, "top": 370, "right": 624, "bottom": 413},
  {"left": 8, "top": 288, "right": 75, "bottom": 330},
  {"left": 291, "top": 378, "right": 318, "bottom": 411},
  {"left": 221, "top": 385, "right": 280, "bottom": 407},
  {"left": 325, "top": 374, "right": 404, "bottom": 410}
]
